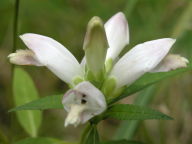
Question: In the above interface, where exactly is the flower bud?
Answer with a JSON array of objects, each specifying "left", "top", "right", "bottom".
[{"left": 83, "top": 16, "right": 109, "bottom": 81}]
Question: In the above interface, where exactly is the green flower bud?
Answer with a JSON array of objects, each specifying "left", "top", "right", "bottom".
[{"left": 83, "top": 16, "right": 109, "bottom": 82}]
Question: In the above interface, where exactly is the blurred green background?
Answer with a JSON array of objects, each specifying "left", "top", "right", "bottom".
[{"left": 0, "top": 0, "right": 192, "bottom": 143}]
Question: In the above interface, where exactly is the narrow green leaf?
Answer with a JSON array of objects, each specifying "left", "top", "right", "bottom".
[
  {"left": 14, "top": 137, "right": 76, "bottom": 144},
  {"left": 109, "top": 66, "right": 191, "bottom": 104},
  {"left": 9, "top": 94, "right": 63, "bottom": 112},
  {"left": 100, "top": 140, "right": 143, "bottom": 144},
  {"left": 13, "top": 67, "right": 42, "bottom": 137},
  {"left": 104, "top": 104, "right": 173, "bottom": 121},
  {"left": 114, "top": 86, "right": 156, "bottom": 140}
]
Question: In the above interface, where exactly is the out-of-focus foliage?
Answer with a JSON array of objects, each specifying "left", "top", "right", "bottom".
[
  {"left": 0, "top": 0, "right": 192, "bottom": 144},
  {"left": 14, "top": 137, "right": 76, "bottom": 144},
  {"left": 100, "top": 140, "right": 143, "bottom": 144}
]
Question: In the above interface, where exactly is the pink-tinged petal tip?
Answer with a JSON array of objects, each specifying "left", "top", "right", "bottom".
[{"left": 105, "top": 12, "right": 129, "bottom": 61}]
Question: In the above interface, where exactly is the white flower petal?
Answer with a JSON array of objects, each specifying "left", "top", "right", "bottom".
[
  {"left": 64, "top": 104, "right": 86, "bottom": 127},
  {"left": 110, "top": 38, "right": 176, "bottom": 88},
  {"left": 105, "top": 12, "right": 129, "bottom": 61},
  {"left": 19, "top": 33, "right": 83, "bottom": 84},
  {"left": 8, "top": 49, "right": 43, "bottom": 66},
  {"left": 62, "top": 81, "right": 107, "bottom": 127},
  {"left": 150, "top": 54, "right": 189, "bottom": 72}
]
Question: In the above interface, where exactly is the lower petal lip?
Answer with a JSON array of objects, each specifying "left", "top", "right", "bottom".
[{"left": 62, "top": 81, "right": 107, "bottom": 126}]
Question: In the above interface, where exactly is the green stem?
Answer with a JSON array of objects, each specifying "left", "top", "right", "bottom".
[
  {"left": 79, "top": 123, "right": 100, "bottom": 144},
  {"left": 79, "top": 123, "right": 92, "bottom": 144},
  {"left": 10, "top": 0, "right": 20, "bottom": 142},
  {"left": 13, "top": 0, "right": 20, "bottom": 53}
]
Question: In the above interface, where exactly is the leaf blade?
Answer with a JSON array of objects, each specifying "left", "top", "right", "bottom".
[
  {"left": 9, "top": 94, "right": 63, "bottom": 112},
  {"left": 109, "top": 66, "right": 191, "bottom": 104},
  {"left": 114, "top": 86, "right": 156, "bottom": 140},
  {"left": 104, "top": 104, "right": 173, "bottom": 121},
  {"left": 13, "top": 67, "right": 42, "bottom": 137}
]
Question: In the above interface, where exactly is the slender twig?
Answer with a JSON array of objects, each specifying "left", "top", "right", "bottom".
[
  {"left": 13, "top": 0, "right": 20, "bottom": 53},
  {"left": 11, "top": 0, "right": 20, "bottom": 75},
  {"left": 10, "top": 0, "right": 20, "bottom": 142},
  {"left": 79, "top": 123, "right": 92, "bottom": 144}
]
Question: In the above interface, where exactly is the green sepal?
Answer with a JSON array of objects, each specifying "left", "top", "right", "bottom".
[
  {"left": 105, "top": 58, "right": 113, "bottom": 73},
  {"left": 72, "top": 76, "right": 84, "bottom": 86},
  {"left": 102, "top": 77, "right": 116, "bottom": 97},
  {"left": 108, "top": 86, "right": 125, "bottom": 102},
  {"left": 85, "top": 69, "right": 105, "bottom": 88},
  {"left": 102, "top": 76, "right": 125, "bottom": 101}
]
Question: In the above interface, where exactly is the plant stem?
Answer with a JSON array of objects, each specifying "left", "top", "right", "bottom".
[
  {"left": 13, "top": 0, "right": 20, "bottom": 53},
  {"left": 79, "top": 123, "right": 100, "bottom": 144},
  {"left": 79, "top": 123, "right": 92, "bottom": 144},
  {"left": 10, "top": 0, "right": 20, "bottom": 142}
]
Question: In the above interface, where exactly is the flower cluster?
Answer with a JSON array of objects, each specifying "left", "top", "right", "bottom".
[{"left": 8, "top": 12, "right": 188, "bottom": 127}]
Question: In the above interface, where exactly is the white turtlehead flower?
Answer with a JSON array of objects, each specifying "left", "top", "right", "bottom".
[
  {"left": 109, "top": 38, "right": 174, "bottom": 87},
  {"left": 104, "top": 13, "right": 188, "bottom": 89},
  {"left": 109, "top": 38, "right": 189, "bottom": 88},
  {"left": 62, "top": 81, "right": 106, "bottom": 127},
  {"left": 81, "top": 12, "right": 129, "bottom": 72},
  {"left": 8, "top": 34, "right": 83, "bottom": 85},
  {"left": 150, "top": 54, "right": 189, "bottom": 72},
  {"left": 8, "top": 49, "right": 43, "bottom": 66},
  {"left": 8, "top": 12, "right": 189, "bottom": 127}
]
